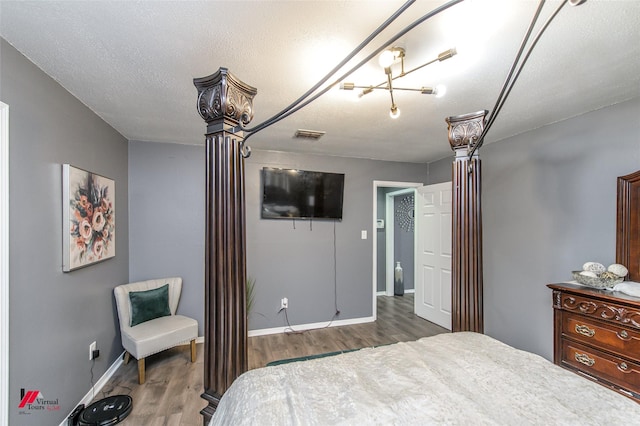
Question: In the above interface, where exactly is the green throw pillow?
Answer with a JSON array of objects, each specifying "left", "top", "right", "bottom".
[{"left": 129, "top": 284, "right": 171, "bottom": 326}]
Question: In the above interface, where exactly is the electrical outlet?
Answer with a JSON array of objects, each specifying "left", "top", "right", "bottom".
[
  {"left": 89, "top": 341, "right": 97, "bottom": 360},
  {"left": 280, "top": 297, "right": 288, "bottom": 310}
]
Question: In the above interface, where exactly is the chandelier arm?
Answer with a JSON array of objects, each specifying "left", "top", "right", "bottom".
[
  {"left": 386, "top": 70, "right": 396, "bottom": 107},
  {"left": 362, "top": 55, "right": 440, "bottom": 93},
  {"left": 352, "top": 85, "right": 382, "bottom": 90},
  {"left": 241, "top": 0, "right": 465, "bottom": 140},
  {"left": 360, "top": 86, "right": 427, "bottom": 92},
  {"left": 397, "top": 57, "right": 439, "bottom": 79},
  {"left": 393, "top": 87, "right": 431, "bottom": 92}
]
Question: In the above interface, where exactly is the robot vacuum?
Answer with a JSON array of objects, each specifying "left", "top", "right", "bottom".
[{"left": 76, "top": 395, "right": 133, "bottom": 426}]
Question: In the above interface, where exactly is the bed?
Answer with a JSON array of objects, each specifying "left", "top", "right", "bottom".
[{"left": 210, "top": 332, "right": 640, "bottom": 425}]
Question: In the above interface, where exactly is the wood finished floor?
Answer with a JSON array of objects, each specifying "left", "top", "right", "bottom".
[{"left": 97, "top": 294, "right": 448, "bottom": 425}]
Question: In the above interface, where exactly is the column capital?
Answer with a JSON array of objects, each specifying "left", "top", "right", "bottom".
[
  {"left": 445, "top": 110, "right": 488, "bottom": 152},
  {"left": 194, "top": 67, "right": 257, "bottom": 127}
]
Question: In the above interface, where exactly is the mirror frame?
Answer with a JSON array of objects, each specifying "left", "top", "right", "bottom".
[{"left": 616, "top": 170, "right": 640, "bottom": 282}]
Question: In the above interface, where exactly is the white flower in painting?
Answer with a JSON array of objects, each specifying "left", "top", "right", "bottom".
[
  {"left": 80, "top": 219, "right": 92, "bottom": 242},
  {"left": 92, "top": 211, "right": 105, "bottom": 232}
]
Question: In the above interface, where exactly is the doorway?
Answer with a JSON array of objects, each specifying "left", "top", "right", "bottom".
[
  {"left": 372, "top": 180, "right": 421, "bottom": 320},
  {"left": 385, "top": 188, "right": 416, "bottom": 296}
]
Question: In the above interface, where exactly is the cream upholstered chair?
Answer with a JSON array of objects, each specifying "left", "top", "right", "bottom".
[{"left": 114, "top": 277, "right": 198, "bottom": 384}]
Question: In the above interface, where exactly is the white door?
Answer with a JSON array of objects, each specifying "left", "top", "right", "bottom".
[{"left": 414, "top": 182, "right": 452, "bottom": 329}]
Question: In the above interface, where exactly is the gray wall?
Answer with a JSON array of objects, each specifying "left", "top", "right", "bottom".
[
  {"left": 246, "top": 151, "right": 427, "bottom": 330},
  {"left": 426, "top": 154, "right": 452, "bottom": 184},
  {"left": 427, "top": 97, "right": 640, "bottom": 360},
  {"left": 2, "top": 39, "right": 129, "bottom": 426},
  {"left": 128, "top": 140, "right": 205, "bottom": 334},
  {"left": 126, "top": 144, "right": 427, "bottom": 332}
]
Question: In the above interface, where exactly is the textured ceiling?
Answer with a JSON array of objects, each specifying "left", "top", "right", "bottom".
[{"left": 1, "top": 0, "right": 639, "bottom": 163}]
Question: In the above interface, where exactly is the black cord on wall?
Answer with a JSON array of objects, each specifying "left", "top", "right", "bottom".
[
  {"left": 281, "top": 218, "right": 341, "bottom": 333},
  {"left": 333, "top": 219, "right": 340, "bottom": 316},
  {"left": 89, "top": 358, "right": 95, "bottom": 401}
]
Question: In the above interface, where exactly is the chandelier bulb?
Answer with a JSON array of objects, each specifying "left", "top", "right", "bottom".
[
  {"left": 379, "top": 47, "right": 405, "bottom": 69},
  {"left": 389, "top": 105, "right": 400, "bottom": 119},
  {"left": 379, "top": 50, "right": 396, "bottom": 68},
  {"left": 435, "top": 84, "right": 447, "bottom": 98}
]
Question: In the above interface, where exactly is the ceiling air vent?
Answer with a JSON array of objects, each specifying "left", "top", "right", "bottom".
[{"left": 293, "top": 129, "right": 325, "bottom": 141}]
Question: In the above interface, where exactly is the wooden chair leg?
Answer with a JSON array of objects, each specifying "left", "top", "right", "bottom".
[
  {"left": 123, "top": 351, "right": 131, "bottom": 365},
  {"left": 137, "top": 358, "right": 145, "bottom": 384},
  {"left": 190, "top": 339, "right": 196, "bottom": 363}
]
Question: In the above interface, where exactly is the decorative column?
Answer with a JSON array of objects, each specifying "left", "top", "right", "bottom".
[
  {"left": 193, "top": 68, "right": 257, "bottom": 425},
  {"left": 445, "top": 110, "right": 487, "bottom": 333}
]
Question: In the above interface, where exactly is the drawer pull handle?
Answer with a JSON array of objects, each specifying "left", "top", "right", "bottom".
[
  {"left": 619, "top": 330, "right": 629, "bottom": 339},
  {"left": 619, "top": 362, "right": 629, "bottom": 371},
  {"left": 575, "top": 353, "right": 595, "bottom": 367},
  {"left": 575, "top": 324, "right": 595, "bottom": 338}
]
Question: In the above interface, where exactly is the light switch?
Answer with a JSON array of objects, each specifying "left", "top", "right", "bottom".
[{"left": 361, "top": 230, "right": 367, "bottom": 239}]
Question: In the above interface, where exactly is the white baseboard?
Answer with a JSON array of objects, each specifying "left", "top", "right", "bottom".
[
  {"left": 59, "top": 336, "right": 205, "bottom": 426},
  {"left": 248, "top": 315, "right": 375, "bottom": 337},
  {"left": 377, "top": 289, "right": 414, "bottom": 296},
  {"left": 58, "top": 352, "right": 125, "bottom": 426}
]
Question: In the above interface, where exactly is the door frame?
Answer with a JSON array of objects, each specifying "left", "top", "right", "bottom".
[
  {"left": 1, "top": 101, "right": 9, "bottom": 426},
  {"left": 371, "top": 180, "right": 422, "bottom": 320}
]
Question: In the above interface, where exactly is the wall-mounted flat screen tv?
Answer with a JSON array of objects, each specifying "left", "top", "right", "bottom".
[{"left": 261, "top": 167, "right": 345, "bottom": 220}]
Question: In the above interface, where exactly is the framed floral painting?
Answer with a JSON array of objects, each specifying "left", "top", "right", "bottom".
[{"left": 62, "top": 164, "right": 115, "bottom": 272}]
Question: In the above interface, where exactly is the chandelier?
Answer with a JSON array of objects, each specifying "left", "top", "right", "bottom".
[{"left": 340, "top": 47, "right": 456, "bottom": 118}]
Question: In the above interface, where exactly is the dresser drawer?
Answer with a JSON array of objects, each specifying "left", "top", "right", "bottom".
[
  {"left": 556, "top": 291, "right": 640, "bottom": 331},
  {"left": 563, "top": 312, "right": 640, "bottom": 362},
  {"left": 562, "top": 340, "right": 640, "bottom": 394}
]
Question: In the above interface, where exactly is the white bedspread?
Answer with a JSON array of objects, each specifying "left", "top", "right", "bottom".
[{"left": 211, "top": 332, "right": 640, "bottom": 425}]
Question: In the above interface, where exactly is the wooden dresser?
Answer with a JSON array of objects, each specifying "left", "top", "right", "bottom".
[{"left": 548, "top": 283, "right": 640, "bottom": 401}]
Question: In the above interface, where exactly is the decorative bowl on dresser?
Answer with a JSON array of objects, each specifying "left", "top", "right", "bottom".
[{"left": 548, "top": 283, "right": 640, "bottom": 401}]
